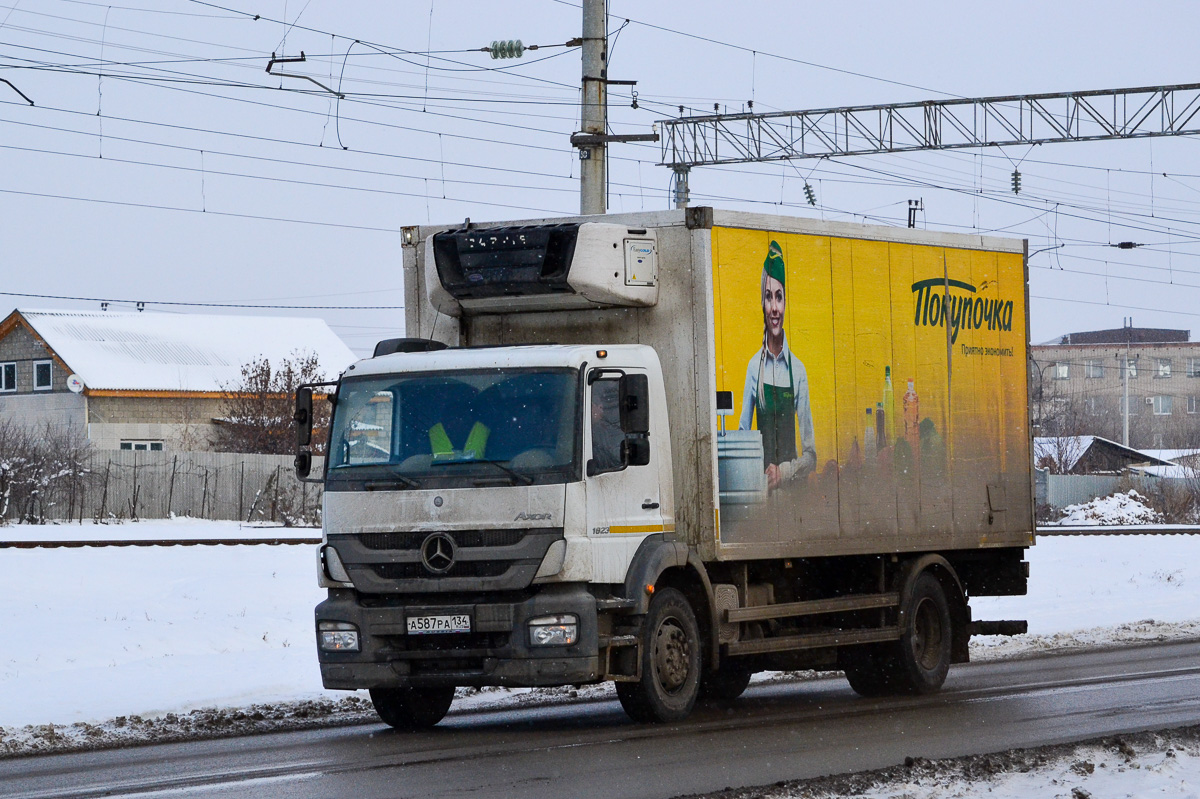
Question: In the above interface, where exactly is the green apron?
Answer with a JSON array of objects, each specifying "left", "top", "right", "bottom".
[{"left": 757, "top": 353, "right": 797, "bottom": 468}]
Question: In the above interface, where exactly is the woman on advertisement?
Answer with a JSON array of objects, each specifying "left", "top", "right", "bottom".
[{"left": 739, "top": 240, "right": 817, "bottom": 490}]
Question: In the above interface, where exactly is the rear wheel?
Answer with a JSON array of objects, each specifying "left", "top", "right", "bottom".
[
  {"left": 893, "top": 571, "right": 952, "bottom": 694},
  {"left": 616, "top": 588, "right": 701, "bottom": 723},
  {"left": 842, "top": 570, "right": 953, "bottom": 697},
  {"left": 369, "top": 685, "right": 456, "bottom": 730},
  {"left": 840, "top": 644, "right": 894, "bottom": 697}
]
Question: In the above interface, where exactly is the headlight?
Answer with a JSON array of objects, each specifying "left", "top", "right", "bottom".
[
  {"left": 528, "top": 614, "right": 578, "bottom": 646},
  {"left": 318, "top": 620, "right": 360, "bottom": 651}
]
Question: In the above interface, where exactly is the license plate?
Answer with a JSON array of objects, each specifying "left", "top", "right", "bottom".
[{"left": 407, "top": 614, "right": 471, "bottom": 635}]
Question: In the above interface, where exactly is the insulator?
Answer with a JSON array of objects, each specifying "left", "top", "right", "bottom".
[
  {"left": 804, "top": 183, "right": 817, "bottom": 206},
  {"left": 1011, "top": 169, "right": 1022, "bottom": 194},
  {"left": 489, "top": 39, "right": 525, "bottom": 59}
]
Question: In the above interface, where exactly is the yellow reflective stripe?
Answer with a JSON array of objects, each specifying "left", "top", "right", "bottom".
[
  {"left": 463, "top": 421, "right": 490, "bottom": 459},
  {"left": 429, "top": 423, "right": 453, "bottom": 456},
  {"left": 608, "top": 524, "right": 665, "bottom": 535}
]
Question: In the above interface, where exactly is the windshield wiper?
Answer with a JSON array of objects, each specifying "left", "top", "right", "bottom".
[
  {"left": 474, "top": 460, "right": 534, "bottom": 486},
  {"left": 363, "top": 469, "right": 420, "bottom": 490}
]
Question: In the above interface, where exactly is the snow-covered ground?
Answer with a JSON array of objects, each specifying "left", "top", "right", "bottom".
[
  {"left": 1, "top": 518, "right": 317, "bottom": 543},
  {"left": 3, "top": 517, "right": 1200, "bottom": 799},
  {"left": 706, "top": 727, "right": 1200, "bottom": 799}
]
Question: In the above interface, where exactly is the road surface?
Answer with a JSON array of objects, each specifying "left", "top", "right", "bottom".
[{"left": 3, "top": 640, "right": 1199, "bottom": 799}]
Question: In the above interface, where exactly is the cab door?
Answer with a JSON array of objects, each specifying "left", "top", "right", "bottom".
[{"left": 584, "top": 368, "right": 665, "bottom": 582}]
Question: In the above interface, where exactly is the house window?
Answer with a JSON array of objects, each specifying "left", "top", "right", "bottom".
[
  {"left": 1157, "top": 358, "right": 1172, "bottom": 378},
  {"left": 1189, "top": 396, "right": 1199, "bottom": 415},
  {"left": 33, "top": 360, "right": 53, "bottom": 391},
  {"left": 1120, "top": 358, "right": 1137, "bottom": 379},
  {"left": 1084, "top": 359, "right": 1103, "bottom": 379},
  {"left": 0, "top": 362, "right": 14, "bottom": 392},
  {"left": 1119, "top": 396, "right": 1139, "bottom": 416},
  {"left": 1151, "top": 395, "right": 1173, "bottom": 415},
  {"left": 120, "top": 441, "right": 164, "bottom": 452},
  {"left": 1053, "top": 362, "right": 1069, "bottom": 380},
  {"left": 1189, "top": 357, "right": 1200, "bottom": 378},
  {"left": 1085, "top": 396, "right": 1102, "bottom": 415}
]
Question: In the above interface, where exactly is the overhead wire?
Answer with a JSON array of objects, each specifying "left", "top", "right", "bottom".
[
  {"left": 6, "top": 0, "right": 1200, "bottom": 326},
  {"left": 0, "top": 289, "right": 406, "bottom": 310}
]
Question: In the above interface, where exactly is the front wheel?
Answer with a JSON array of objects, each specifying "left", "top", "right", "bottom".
[
  {"left": 616, "top": 588, "right": 701, "bottom": 723},
  {"left": 369, "top": 685, "right": 456, "bottom": 730}
]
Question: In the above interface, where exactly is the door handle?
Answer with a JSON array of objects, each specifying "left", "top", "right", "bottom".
[{"left": 642, "top": 501, "right": 660, "bottom": 510}]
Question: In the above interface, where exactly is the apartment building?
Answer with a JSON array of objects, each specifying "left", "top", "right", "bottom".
[{"left": 1031, "top": 326, "right": 1200, "bottom": 449}]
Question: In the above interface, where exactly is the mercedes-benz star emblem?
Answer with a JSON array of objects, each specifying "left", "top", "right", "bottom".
[{"left": 420, "top": 533, "right": 456, "bottom": 574}]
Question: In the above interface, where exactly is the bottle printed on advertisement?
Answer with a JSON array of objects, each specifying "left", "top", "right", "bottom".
[
  {"left": 903, "top": 378, "right": 920, "bottom": 450},
  {"left": 863, "top": 407, "right": 877, "bottom": 465},
  {"left": 882, "top": 366, "right": 895, "bottom": 446}
]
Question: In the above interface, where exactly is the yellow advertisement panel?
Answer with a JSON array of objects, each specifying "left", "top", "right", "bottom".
[{"left": 712, "top": 227, "right": 1029, "bottom": 552}]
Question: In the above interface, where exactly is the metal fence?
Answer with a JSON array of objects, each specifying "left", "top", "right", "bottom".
[
  {"left": 20, "top": 451, "right": 323, "bottom": 524},
  {"left": 1044, "top": 473, "right": 1162, "bottom": 509}
]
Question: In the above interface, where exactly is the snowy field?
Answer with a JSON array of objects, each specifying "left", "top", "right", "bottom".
[{"left": 4, "top": 516, "right": 1200, "bottom": 798}]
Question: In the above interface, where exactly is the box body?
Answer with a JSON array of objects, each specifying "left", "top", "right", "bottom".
[{"left": 404, "top": 209, "right": 1033, "bottom": 563}]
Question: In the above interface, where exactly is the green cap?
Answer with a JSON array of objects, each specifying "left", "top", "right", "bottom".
[{"left": 763, "top": 240, "right": 786, "bottom": 286}]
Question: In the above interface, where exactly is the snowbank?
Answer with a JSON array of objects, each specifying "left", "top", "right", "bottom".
[{"left": 1053, "top": 489, "right": 1164, "bottom": 525}]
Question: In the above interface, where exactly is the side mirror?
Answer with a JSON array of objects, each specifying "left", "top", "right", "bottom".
[
  {"left": 619, "top": 374, "right": 650, "bottom": 434},
  {"left": 295, "top": 387, "right": 313, "bottom": 447},
  {"left": 621, "top": 437, "right": 650, "bottom": 467},
  {"left": 295, "top": 451, "right": 313, "bottom": 479}
]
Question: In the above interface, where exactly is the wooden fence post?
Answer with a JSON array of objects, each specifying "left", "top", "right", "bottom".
[
  {"left": 130, "top": 450, "right": 139, "bottom": 521},
  {"left": 98, "top": 459, "right": 111, "bottom": 521},
  {"left": 167, "top": 455, "right": 177, "bottom": 517}
]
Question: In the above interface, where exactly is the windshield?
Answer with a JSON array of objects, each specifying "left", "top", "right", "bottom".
[{"left": 326, "top": 367, "right": 580, "bottom": 487}]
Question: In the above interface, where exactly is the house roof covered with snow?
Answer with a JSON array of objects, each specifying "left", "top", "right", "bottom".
[
  {"left": 6, "top": 309, "right": 356, "bottom": 393},
  {"left": 1033, "top": 435, "right": 1174, "bottom": 474},
  {"left": 1139, "top": 449, "right": 1200, "bottom": 464}
]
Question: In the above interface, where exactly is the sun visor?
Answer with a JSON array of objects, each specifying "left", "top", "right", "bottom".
[{"left": 426, "top": 222, "right": 658, "bottom": 316}]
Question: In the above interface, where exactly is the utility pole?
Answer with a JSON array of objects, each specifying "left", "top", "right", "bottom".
[
  {"left": 1123, "top": 317, "right": 1132, "bottom": 447},
  {"left": 578, "top": 0, "right": 606, "bottom": 215},
  {"left": 569, "top": 0, "right": 657, "bottom": 215}
]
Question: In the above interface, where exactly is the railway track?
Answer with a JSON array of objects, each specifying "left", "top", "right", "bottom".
[{"left": 3, "top": 524, "right": 1198, "bottom": 548}]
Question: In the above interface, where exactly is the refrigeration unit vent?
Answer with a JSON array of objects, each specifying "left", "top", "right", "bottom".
[{"left": 427, "top": 222, "right": 658, "bottom": 315}]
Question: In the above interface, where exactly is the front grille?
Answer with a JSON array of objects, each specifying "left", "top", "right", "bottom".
[
  {"left": 356, "top": 529, "right": 529, "bottom": 550},
  {"left": 385, "top": 631, "right": 511, "bottom": 652},
  {"left": 372, "top": 561, "right": 512, "bottom": 580},
  {"left": 345, "top": 527, "right": 562, "bottom": 593}
]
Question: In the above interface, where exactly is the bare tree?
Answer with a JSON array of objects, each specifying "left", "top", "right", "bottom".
[
  {"left": 0, "top": 420, "right": 92, "bottom": 524},
  {"left": 214, "top": 352, "right": 331, "bottom": 455}
]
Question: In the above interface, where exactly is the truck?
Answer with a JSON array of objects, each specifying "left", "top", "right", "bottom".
[{"left": 294, "top": 207, "right": 1034, "bottom": 728}]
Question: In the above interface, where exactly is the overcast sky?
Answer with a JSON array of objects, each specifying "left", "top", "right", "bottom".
[{"left": 2, "top": 0, "right": 1198, "bottom": 355}]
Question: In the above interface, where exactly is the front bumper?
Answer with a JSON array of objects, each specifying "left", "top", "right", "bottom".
[{"left": 316, "top": 583, "right": 600, "bottom": 689}]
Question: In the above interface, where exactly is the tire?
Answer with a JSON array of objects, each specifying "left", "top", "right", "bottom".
[
  {"left": 369, "top": 685, "right": 456, "bottom": 730},
  {"left": 891, "top": 571, "right": 952, "bottom": 694},
  {"left": 615, "top": 588, "right": 702, "bottom": 723},
  {"left": 840, "top": 644, "right": 894, "bottom": 697},
  {"left": 698, "top": 660, "right": 753, "bottom": 703},
  {"left": 841, "top": 571, "right": 952, "bottom": 697}
]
